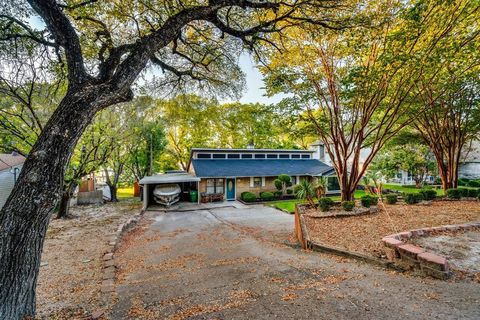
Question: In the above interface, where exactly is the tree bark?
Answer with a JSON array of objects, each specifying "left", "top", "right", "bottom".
[
  {"left": 0, "top": 84, "right": 131, "bottom": 319},
  {"left": 109, "top": 185, "right": 118, "bottom": 202},
  {"left": 56, "top": 181, "right": 77, "bottom": 219}
]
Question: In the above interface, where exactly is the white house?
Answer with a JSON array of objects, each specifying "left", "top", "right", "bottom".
[
  {"left": 459, "top": 139, "right": 480, "bottom": 179},
  {"left": 0, "top": 152, "right": 26, "bottom": 209}
]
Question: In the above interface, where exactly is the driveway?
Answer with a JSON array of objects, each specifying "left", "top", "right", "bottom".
[{"left": 112, "top": 205, "right": 480, "bottom": 319}]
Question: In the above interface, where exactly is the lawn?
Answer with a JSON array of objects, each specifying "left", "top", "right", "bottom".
[
  {"left": 305, "top": 200, "right": 480, "bottom": 258},
  {"left": 117, "top": 186, "right": 135, "bottom": 199}
]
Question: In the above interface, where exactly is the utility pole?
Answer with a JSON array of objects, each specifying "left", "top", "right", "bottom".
[{"left": 150, "top": 133, "right": 153, "bottom": 176}]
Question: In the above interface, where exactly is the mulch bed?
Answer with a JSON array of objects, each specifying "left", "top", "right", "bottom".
[{"left": 305, "top": 200, "right": 480, "bottom": 259}]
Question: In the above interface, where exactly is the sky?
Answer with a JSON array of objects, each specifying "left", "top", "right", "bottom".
[{"left": 236, "top": 54, "right": 284, "bottom": 105}]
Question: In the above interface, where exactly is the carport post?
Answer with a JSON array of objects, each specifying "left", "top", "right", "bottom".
[
  {"left": 142, "top": 184, "right": 148, "bottom": 210},
  {"left": 197, "top": 181, "right": 200, "bottom": 204}
]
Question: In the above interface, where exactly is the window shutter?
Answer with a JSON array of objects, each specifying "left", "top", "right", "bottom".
[
  {"left": 261, "top": 177, "right": 265, "bottom": 187},
  {"left": 250, "top": 177, "right": 254, "bottom": 187}
]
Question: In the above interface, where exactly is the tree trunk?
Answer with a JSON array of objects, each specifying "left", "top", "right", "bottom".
[
  {"left": 56, "top": 182, "right": 77, "bottom": 219},
  {"left": 109, "top": 185, "right": 118, "bottom": 202},
  {"left": 0, "top": 85, "right": 131, "bottom": 319}
]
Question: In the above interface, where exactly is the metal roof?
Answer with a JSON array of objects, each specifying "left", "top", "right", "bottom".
[
  {"left": 191, "top": 159, "right": 334, "bottom": 178},
  {"left": 0, "top": 153, "right": 26, "bottom": 172},
  {"left": 139, "top": 172, "right": 200, "bottom": 185},
  {"left": 191, "top": 148, "right": 314, "bottom": 153}
]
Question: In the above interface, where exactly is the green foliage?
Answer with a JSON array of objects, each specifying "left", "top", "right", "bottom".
[
  {"left": 403, "top": 193, "right": 423, "bottom": 204},
  {"left": 319, "top": 197, "right": 335, "bottom": 212},
  {"left": 467, "top": 180, "right": 480, "bottom": 188},
  {"left": 286, "top": 188, "right": 293, "bottom": 195},
  {"left": 360, "top": 195, "right": 378, "bottom": 208},
  {"left": 241, "top": 192, "right": 256, "bottom": 202},
  {"left": 273, "top": 191, "right": 283, "bottom": 197},
  {"left": 458, "top": 178, "right": 469, "bottom": 186},
  {"left": 446, "top": 189, "right": 462, "bottom": 200},
  {"left": 260, "top": 192, "right": 275, "bottom": 201},
  {"left": 274, "top": 179, "right": 283, "bottom": 191},
  {"left": 418, "top": 189, "right": 437, "bottom": 201},
  {"left": 342, "top": 201, "right": 355, "bottom": 211},
  {"left": 467, "top": 188, "right": 480, "bottom": 198},
  {"left": 385, "top": 194, "right": 398, "bottom": 204},
  {"left": 295, "top": 179, "right": 316, "bottom": 206},
  {"left": 459, "top": 188, "right": 470, "bottom": 198}
]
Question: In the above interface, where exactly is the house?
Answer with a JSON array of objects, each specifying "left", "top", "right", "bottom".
[
  {"left": 139, "top": 146, "right": 337, "bottom": 209},
  {"left": 0, "top": 152, "right": 26, "bottom": 209},
  {"left": 459, "top": 139, "right": 480, "bottom": 179}
]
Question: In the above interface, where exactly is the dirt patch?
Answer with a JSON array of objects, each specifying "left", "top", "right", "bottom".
[
  {"left": 305, "top": 201, "right": 480, "bottom": 258},
  {"left": 36, "top": 201, "right": 141, "bottom": 319},
  {"left": 413, "top": 231, "right": 480, "bottom": 273}
]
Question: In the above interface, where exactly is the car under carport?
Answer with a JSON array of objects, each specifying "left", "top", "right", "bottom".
[{"left": 139, "top": 172, "right": 200, "bottom": 210}]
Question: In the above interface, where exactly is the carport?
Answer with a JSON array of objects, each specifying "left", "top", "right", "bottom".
[{"left": 139, "top": 172, "right": 200, "bottom": 210}]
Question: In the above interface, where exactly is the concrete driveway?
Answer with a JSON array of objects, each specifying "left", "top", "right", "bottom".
[{"left": 112, "top": 205, "right": 480, "bottom": 319}]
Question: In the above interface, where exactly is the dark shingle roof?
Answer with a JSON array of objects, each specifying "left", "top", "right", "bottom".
[{"left": 191, "top": 159, "right": 334, "bottom": 178}]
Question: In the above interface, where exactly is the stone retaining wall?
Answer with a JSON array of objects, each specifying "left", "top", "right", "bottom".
[{"left": 382, "top": 222, "right": 480, "bottom": 279}]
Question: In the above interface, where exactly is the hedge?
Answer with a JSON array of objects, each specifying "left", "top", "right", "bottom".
[
  {"left": 260, "top": 192, "right": 275, "bottom": 201},
  {"left": 419, "top": 189, "right": 437, "bottom": 201},
  {"left": 360, "top": 195, "right": 378, "bottom": 208},
  {"left": 319, "top": 197, "right": 334, "bottom": 212},
  {"left": 385, "top": 194, "right": 398, "bottom": 204},
  {"left": 342, "top": 201, "right": 355, "bottom": 211},
  {"left": 403, "top": 192, "right": 423, "bottom": 205},
  {"left": 241, "top": 192, "right": 256, "bottom": 202}
]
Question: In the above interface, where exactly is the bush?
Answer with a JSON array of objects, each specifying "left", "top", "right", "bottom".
[
  {"left": 260, "top": 192, "right": 274, "bottom": 201},
  {"left": 318, "top": 197, "right": 334, "bottom": 212},
  {"left": 360, "top": 195, "right": 378, "bottom": 208},
  {"left": 419, "top": 189, "right": 437, "bottom": 201},
  {"left": 446, "top": 188, "right": 461, "bottom": 200},
  {"left": 342, "top": 201, "right": 355, "bottom": 211},
  {"left": 385, "top": 194, "right": 398, "bottom": 204},
  {"left": 467, "top": 180, "right": 480, "bottom": 188},
  {"left": 274, "top": 179, "right": 283, "bottom": 191},
  {"left": 403, "top": 193, "right": 422, "bottom": 205},
  {"left": 458, "top": 178, "right": 469, "bottom": 186},
  {"left": 468, "top": 188, "right": 480, "bottom": 198},
  {"left": 286, "top": 188, "right": 293, "bottom": 195},
  {"left": 241, "top": 192, "right": 256, "bottom": 202},
  {"left": 459, "top": 188, "right": 470, "bottom": 198},
  {"left": 273, "top": 191, "right": 283, "bottom": 198}
]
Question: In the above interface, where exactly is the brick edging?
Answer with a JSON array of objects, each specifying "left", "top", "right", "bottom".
[
  {"left": 382, "top": 222, "right": 480, "bottom": 279},
  {"left": 94, "top": 209, "right": 146, "bottom": 318}
]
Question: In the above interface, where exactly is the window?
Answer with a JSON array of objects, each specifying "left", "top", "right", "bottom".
[
  {"left": 279, "top": 154, "right": 289, "bottom": 159},
  {"left": 212, "top": 153, "right": 226, "bottom": 159},
  {"left": 253, "top": 177, "right": 262, "bottom": 187},
  {"left": 291, "top": 154, "right": 300, "bottom": 159},
  {"left": 206, "top": 178, "right": 224, "bottom": 194},
  {"left": 227, "top": 154, "right": 240, "bottom": 159},
  {"left": 267, "top": 154, "right": 278, "bottom": 159},
  {"left": 198, "top": 153, "right": 211, "bottom": 159},
  {"left": 327, "top": 176, "right": 340, "bottom": 191},
  {"left": 291, "top": 176, "right": 297, "bottom": 185},
  {"left": 241, "top": 154, "right": 253, "bottom": 159},
  {"left": 254, "top": 154, "right": 266, "bottom": 159},
  {"left": 301, "top": 154, "right": 310, "bottom": 159}
]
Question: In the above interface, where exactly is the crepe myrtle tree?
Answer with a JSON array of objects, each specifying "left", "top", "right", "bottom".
[{"left": 0, "top": 0, "right": 343, "bottom": 318}]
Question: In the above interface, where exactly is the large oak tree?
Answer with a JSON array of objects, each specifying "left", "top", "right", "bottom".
[{"left": 0, "top": 0, "right": 341, "bottom": 318}]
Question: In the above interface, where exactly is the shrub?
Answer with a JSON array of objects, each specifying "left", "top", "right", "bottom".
[
  {"left": 403, "top": 193, "right": 422, "bottom": 205},
  {"left": 274, "top": 179, "right": 283, "bottom": 191},
  {"left": 273, "top": 191, "right": 283, "bottom": 198},
  {"left": 468, "top": 188, "right": 480, "bottom": 198},
  {"left": 467, "top": 180, "right": 480, "bottom": 188},
  {"left": 360, "top": 195, "right": 378, "bottom": 208},
  {"left": 459, "top": 188, "right": 470, "bottom": 198},
  {"left": 385, "top": 194, "right": 398, "bottom": 204},
  {"left": 419, "top": 189, "right": 437, "bottom": 201},
  {"left": 260, "top": 192, "right": 274, "bottom": 201},
  {"left": 458, "top": 178, "right": 469, "bottom": 186},
  {"left": 286, "top": 188, "right": 293, "bottom": 195},
  {"left": 241, "top": 192, "right": 256, "bottom": 202},
  {"left": 318, "top": 197, "right": 335, "bottom": 212},
  {"left": 342, "top": 201, "right": 355, "bottom": 211},
  {"left": 446, "top": 188, "right": 461, "bottom": 200}
]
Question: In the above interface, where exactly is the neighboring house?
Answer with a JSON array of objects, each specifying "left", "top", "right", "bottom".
[
  {"left": 0, "top": 152, "right": 26, "bottom": 209},
  {"left": 459, "top": 139, "right": 480, "bottom": 179},
  {"left": 139, "top": 146, "right": 337, "bottom": 209}
]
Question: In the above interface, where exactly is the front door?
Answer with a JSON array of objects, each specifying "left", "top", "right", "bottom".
[{"left": 226, "top": 178, "right": 236, "bottom": 200}]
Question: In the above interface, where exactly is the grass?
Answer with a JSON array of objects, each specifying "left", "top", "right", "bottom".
[{"left": 117, "top": 186, "right": 135, "bottom": 199}]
